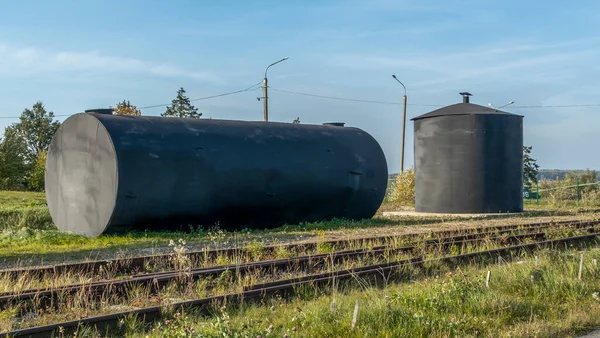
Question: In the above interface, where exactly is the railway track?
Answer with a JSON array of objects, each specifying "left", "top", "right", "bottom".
[
  {"left": 1, "top": 219, "right": 595, "bottom": 279},
  {"left": 1, "top": 220, "right": 596, "bottom": 300},
  {"left": 2, "top": 231, "right": 598, "bottom": 338},
  {"left": 0, "top": 225, "right": 576, "bottom": 314},
  {"left": 0, "top": 219, "right": 598, "bottom": 337}
]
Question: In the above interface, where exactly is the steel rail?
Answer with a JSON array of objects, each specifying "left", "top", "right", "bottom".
[
  {"left": 3, "top": 232, "right": 599, "bottom": 338},
  {"left": 1, "top": 219, "right": 594, "bottom": 301},
  {"left": 1, "top": 219, "right": 594, "bottom": 279},
  {"left": 0, "top": 220, "right": 597, "bottom": 315},
  {"left": 0, "top": 227, "right": 564, "bottom": 313}
]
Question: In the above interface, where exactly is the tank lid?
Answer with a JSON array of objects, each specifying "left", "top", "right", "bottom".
[
  {"left": 411, "top": 103, "right": 523, "bottom": 121},
  {"left": 85, "top": 108, "right": 114, "bottom": 115},
  {"left": 459, "top": 92, "right": 472, "bottom": 103},
  {"left": 323, "top": 122, "right": 345, "bottom": 127}
]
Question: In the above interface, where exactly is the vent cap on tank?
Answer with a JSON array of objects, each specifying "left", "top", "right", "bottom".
[
  {"left": 85, "top": 108, "right": 114, "bottom": 115},
  {"left": 323, "top": 122, "right": 345, "bottom": 127},
  {"left": 459, "top": 92, "right": 472, "bottom": 103}
]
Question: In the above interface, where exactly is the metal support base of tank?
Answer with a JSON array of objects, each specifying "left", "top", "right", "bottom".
[{"left": 382, "top": 210, "right": 549, "bottom": 219}]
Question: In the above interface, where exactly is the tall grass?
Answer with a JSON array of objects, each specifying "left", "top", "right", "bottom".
[
  {"left": 2, "top": 227, "right": 597, "bottom": 335},
  {"left": 0, "top": 191, "right": 53, "bottom": 232},
  {"left": 0, "top": 190, "right": 597, "bottom": 267},
  {"left": 537, "top": 170, "right": 600, "bottom": 210},
  {"left": 129, "top": 245, "right": 600, "bottom": 338}
]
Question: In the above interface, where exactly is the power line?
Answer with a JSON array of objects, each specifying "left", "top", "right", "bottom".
[
  {"left": 0, "top": 83, "right": 263, "bottom": 119},
  {"left": 2, "top": 84, "right": 600, "bottom": 120},
  {"left": 270, "top": 88, "right": 442, "bottom": 107},
  {"left": 513, "top": 104, "right": 600, "bottom": 108},
  {"left": 271, "top": 87, "right": 600, "bottom": 110},
  {"left": 138, "top": 82, "right": 262, "bottom": 110}
]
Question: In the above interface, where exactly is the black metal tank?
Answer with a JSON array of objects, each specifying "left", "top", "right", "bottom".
[
  {"left": 412, "top": 93, "right": 523, "bottom": 214},
  {"left": 45, "top": 112, "right": 388, "bottom": 237}
]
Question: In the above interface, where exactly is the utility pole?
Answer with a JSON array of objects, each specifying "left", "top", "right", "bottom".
[
  {"left": 262, "top": 57, "right": 288, "bottom": 122},
  {"left": 392, "top": 74, "right": 407, "bottom": 173},
  {"left": 263, "top": 76, "right": 269, "bottom": 122}
]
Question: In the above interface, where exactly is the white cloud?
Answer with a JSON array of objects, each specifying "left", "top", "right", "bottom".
[{"left": 0, "top": 43, "right": 224, "bottom": 84}]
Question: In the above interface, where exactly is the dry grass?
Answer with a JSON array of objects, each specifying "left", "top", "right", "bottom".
[
  {"left": 0, "top": 224, "right": 596, "bottom": 333},
  {"left": 0, "top": 189, "right": 598, "bottom": 271},
  {"left": 131, "top": 243, "right": 600, "bottom": 338}
]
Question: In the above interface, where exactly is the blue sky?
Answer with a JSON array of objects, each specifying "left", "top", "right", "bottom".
[{"left": 1, "top": 0, "right": 599, "bottom": 173}]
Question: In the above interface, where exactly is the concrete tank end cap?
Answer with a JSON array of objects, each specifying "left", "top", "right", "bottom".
[{"left": 45, "top": 113, "right": 117, "bottom": 237}]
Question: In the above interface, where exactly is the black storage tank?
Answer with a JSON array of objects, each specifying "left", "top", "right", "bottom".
[
  {"left": 45, "top": 112, "right": 388, "bottom": 237},
  {"left": 412, "top": 93, "right": 523, "bottom": 213}
]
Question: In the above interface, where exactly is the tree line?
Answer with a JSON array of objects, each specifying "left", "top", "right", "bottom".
[{"left": 0, "top": 87, "right": 200, "bottom": 191}]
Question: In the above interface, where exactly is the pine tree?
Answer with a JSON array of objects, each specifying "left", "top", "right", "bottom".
[{"left": 161, "top": 87, "right": 202, "bottom": 118}]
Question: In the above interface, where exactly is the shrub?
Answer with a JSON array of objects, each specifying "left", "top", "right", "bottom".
[
  {"left": 579, "top": 189, "right": 600, "bottom": 208},
  {"left": 539, "top": 169, "right": 599, "bottom": 206},
  {"left": 387, "top": 168, "right": 415, "bottom": 206},
  {"left": 26, "top": 150, "right": 47, "bottom": 192}
]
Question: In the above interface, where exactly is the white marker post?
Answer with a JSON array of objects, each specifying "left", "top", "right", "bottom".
[
  {"left": 578, "top": 253, "right": 584, "bottom": 281},
  {"left": 352, "top": 300, "right": 359, "bottom": 330},
  {"left": 486, "top": 270, "right": 491, "bottom": 288}
]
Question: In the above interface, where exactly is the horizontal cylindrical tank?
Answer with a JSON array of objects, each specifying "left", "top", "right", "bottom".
[
  {"left": 45, "top": 113, "right": 388, "bottom": 237},
  {"left": 412, "top": 96, "right": 523, "bottom": 214}
]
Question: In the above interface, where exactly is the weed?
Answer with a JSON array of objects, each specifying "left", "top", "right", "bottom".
[
  {"left": 316, "top": 242, "right": 335, "bottom": 253},
  {"left": 275, "top": 245, "right": 293, "bottom": 259},
  {"left": 207, "top": 224, "right": 226, "bottom": 241},
  {"left": 168, "top": 239, "right": 191, "bottom": 276},
  {"left": 246, "top": 239, "right": 265, "bottom": 261},
  {"left": 216, "top": 270, "right": 234, "bottom": 292},
  {"left": 152, "top": 311, "right": 200, "bottom": 337}
]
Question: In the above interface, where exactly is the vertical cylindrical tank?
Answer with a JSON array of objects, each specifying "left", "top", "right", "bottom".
[
  {"left": 45, "top": 113, "right": 388, "bottom": 237},
  {"left": 412, "top": 94, "right": 524, "bottom": 213}
]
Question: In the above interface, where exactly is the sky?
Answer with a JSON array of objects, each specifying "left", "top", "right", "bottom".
[{"left": 1, "top": 0, "right": 599, "bottom": 173}]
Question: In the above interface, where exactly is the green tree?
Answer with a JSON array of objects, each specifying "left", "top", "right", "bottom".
[
  {"left": 10, "top": 102, "right": 61, "bottom": 164},
  {"left": 113, "top": 100, "right": 142, "bottom": 116},
  {"left": 0, "top": 127, "right": 28, "bottom": 190},
  {"left": 161, "top": 87, "right": 201, "bottom": 118},
  {"left": 26, "top": 150, "right": 47, "bottom": 191},
  {"left": 523, "top": 146, "right": 539, "bottom": 190}
]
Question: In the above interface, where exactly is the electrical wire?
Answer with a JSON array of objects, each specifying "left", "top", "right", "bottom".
[
  {"left": 0, "top": 82, "right": 263, "bottom": 119},
  {"left": 138, "top": 82, "right": 263, "bottom": 109},
  {"left": 270, "top": 88, "right": 443, "bottom": 107},
  {"left": 513, "top": 104, "right": 600, "bottom": 108},
  {"left": 2, "top": 83, "right": 600, "bottom": 119},
  {"left": 272, "top": 88, "right": 600, "bottom": 109}
]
